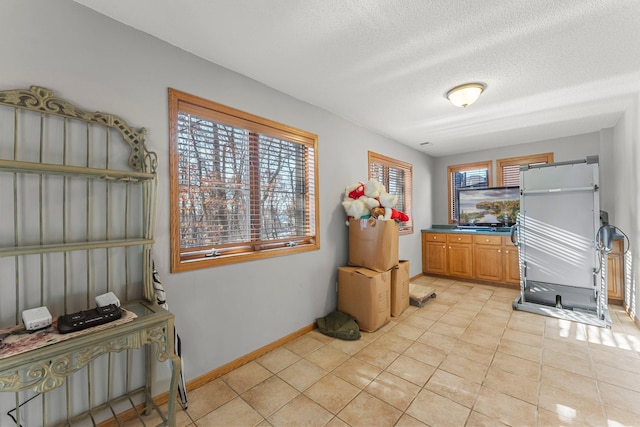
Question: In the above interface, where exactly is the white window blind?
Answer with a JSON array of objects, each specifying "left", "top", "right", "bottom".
[
  {"left": 497, "top": 153, "right": 554, "bottom": 187},
  {"left": 170, "top": 89, "right": 319, "bottom": 271},
  {"left": 501, "top": 165, "right": 521, "bottom": 187},
  {"left": 369, "top": 152, "right": 413, "bottom": 233},
  {"left": 177, "top": 113, "right": 315, "bottom": 249}
]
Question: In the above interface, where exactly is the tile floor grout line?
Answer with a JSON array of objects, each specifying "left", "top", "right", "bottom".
[{"left": 178, "top": 278, "right": 640, "bottom": 427}]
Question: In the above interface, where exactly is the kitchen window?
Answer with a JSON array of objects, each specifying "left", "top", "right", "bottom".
[
  {"left": 496, "top": 153, "right": 554, "bottom": 186},
  {"left": 169, "top": 88, "right": 319, "bottom": 272},
  {"left": 448, "top": 153, "right": 554, "bottom": 224},
  {"left": 447, "top": 161, "right": 493, "bottom": 224}
]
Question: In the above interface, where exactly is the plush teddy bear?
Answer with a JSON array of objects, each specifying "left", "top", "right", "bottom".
[
  {"left": 360, "top": 195, "right": 380, "bottom": 210},
  {"left": 342, "top": 181, "right": 379, "bottom": 224},
  {"left": 370, "top": 206, "right": 386, "bottom": 219},
  {"left": 364, "top": 179, "right": 385, "bottom": 199},
  {"left": 346, "top": 181, "right": 365, "bottom": 199},
  {"left": 341, "top": 197, "right": 369, "bottom": 224},
  {"left": 341, "top": 178, "right": 410, "bottom": 224},
  {"left": 378, "top": 191, "right": 398, "bottom": 210}
]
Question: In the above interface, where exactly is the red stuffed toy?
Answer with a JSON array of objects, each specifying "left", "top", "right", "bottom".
[
  {"left": 389, "top": 208, "right": 410, "bottom": 222},
  {"left": 347, "top": 182, "right": 365, "bottom": 199}
]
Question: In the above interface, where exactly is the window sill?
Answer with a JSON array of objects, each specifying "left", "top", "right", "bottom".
[{"left": 171, "top": 241, "right": 320, "bottom": 272}]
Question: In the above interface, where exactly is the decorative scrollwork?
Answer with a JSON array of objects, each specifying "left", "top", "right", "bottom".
[
  {"left": 76, "top": 334, "right": 144, "bottom": 367},
  {"left": 0, "top": 85, "right": 149, "bottom": 171},
  {"left": 0, "top": 331, "right": 148, "bottom": 393},
  {"left": 0, "top": 371, "right": 20, "bottom": 391},
  {"left": 145, "top": 325, "right": 170, "bottom": 362},
  {"left": 0, "top": 357, "right": 69, "bottom": 393}
]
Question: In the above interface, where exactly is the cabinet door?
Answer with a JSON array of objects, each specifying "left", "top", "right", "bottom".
[
  {"left": 473, "top": 235, "right": 502, "bottom": 282},
  {"left": 474, "top": 244, "right": 503, "bottom": 282},
  {"left": 503, "top": 245, "right": 520, "bottom": 286},
  {"left": 425, "top": 241, "right": 447, "bottom": 275},
  {"left": 448, "top": 243, "right": 473, "bottom": 278},
  {"left": 422, "top": 233, "right": 428, "bottom": 273},
  {"left": 607, "top": 239, "right": 624, "bottom": 303}
]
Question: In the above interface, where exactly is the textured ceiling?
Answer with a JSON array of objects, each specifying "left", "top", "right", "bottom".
[{"left": 74, "top": 0, "right": 640, "bottom": 157}]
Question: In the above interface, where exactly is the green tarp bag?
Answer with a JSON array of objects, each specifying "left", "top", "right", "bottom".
[{"left": 316, "top": 311, "right": 361, "bottom": 341}]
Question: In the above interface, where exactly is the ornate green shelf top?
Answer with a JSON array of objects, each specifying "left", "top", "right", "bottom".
[{"left": 0, "top": 85, "right": 156, "bottom": 173}]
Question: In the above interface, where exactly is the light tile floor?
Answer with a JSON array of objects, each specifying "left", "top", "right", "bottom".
[{"left": 147, "top": 276, "right": 640, "bottom": 426}]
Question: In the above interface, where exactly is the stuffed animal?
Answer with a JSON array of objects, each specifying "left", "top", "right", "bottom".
[
  {"left": 341, "top": 178, "right": 410, "bottom": 224},
  {"left": 364, "top": 179, "right": 385, "bottom": 199},
  {"left": 341, "top": 197, "right": 369, "bottom": 221},
  {"left": 389, "top": 208, "right": 410, "bottom": 222},
  {"left": 360, "top": 195, "right": 380, "bottom": 209},
  {"left": 370, "top": 207, "right": 386, "bottom": 219},
  {"left": 346, "top": 182, "right": 365, "bottom": 199},
  {"left": 378, "top": 191, "right": 398, "bottom": 209}
]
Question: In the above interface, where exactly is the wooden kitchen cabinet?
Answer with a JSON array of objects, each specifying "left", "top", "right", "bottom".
[
  {"left": 422, "top": 232, "right": 447, "bottom": 275},
  {"left": 503, "top": 236, "right": 520, "bottom": 286},
  {"left": 422, "top": 231, "right": 520, "bottom": 287},
  {"left": 607, "top": 238, "right": 624, "bottom": 304},
  {"left": 474, "top": 235, "right": 503, "bottom": 282},
  {"left": 423, "top": 230, "right": 622, "bottom": 293},
  {"left": 421, "top": 232, "right": 473, "bottom": 279},
  {"left": 447, "top": 233, "right": 473, "bottom": 279}
]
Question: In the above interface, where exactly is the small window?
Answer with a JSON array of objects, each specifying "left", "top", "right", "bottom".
[
  {"left": 169, "top": 88, "right": 319, "bottom": 272},
  {"left": 368, "top": 152, "right": 413, "bottom": 234},
  {"left": 447, "top": 161, "right": 493, "bottom": 224},
  {"left": 497, "top": 153, "right": 554, "bottom": 186}
]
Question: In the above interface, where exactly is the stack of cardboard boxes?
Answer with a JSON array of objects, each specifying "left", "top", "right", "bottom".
[{"left": 337, "top": 218, "right": 410, "bottom": 332}]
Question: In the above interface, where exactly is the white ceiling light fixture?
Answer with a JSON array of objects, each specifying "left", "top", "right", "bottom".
[{"left": 446, "top": 83, "right": 486, "bottom": 107}]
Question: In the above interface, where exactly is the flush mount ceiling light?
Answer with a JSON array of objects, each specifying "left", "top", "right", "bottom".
[{"left": 446, "top": 83, "right": 485, "bottom": 107}]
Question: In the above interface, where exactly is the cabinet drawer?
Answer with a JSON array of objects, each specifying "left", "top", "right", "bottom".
[
  {"left": 473, "top": 235, "right": 502, "bottom": 245},
  {"left": 424, "top": 233, "right": 446, "bottom": 242},
  {"left": 502, "top": 236, "right": 517, "bottom": 247},
  {"left": 447, "top": 233, "right": 473, "bottom": 244}
]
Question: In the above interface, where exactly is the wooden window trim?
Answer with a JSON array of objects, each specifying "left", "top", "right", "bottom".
[
  {"left": 496, "top": 153, "right": 554, "bottom": 186},
  {"left": 368, "top": 151, "right": 413, "bottom": 234},
  {"left": 447, "top": 160, "right": 493, "bottom": 224},
  {"left": 169, "top": 88, "right": 320, "bottom": 272}
]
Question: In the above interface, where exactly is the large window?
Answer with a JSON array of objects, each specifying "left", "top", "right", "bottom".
[
  {"left": 447, "top": 161, "right": 493, "bottom": 224},
  {"left": 368, "top": 151, "right": 413, "bottom": 234},
  {"left": 169, "top": 89, "right": 319, "bottom": 272},
  {"left": 496, "top": 153, "right": 554, "bottom": 186},
  {"left": 448, "top": 154, "right": 554, "bottom": 224}
]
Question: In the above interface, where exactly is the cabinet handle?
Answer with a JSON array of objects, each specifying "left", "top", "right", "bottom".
[
  {"left": 449, "top": 246, "right": 451, "bottom": 249},
  {"left": 457, "top": 237, "right": 461, "bottom": 240},
  {"left": 442, "top": 245, "right": 446, "bottom": 249},
  {"left": 498, "top": 249, "right": 501, "bottom": 253},
  {"left": 433, "top": 236, "right": 437, "bottom": 239},
  {"left": 505, "top": 250, "right": 509, "bottom": 254},
  {"left": 485, "top": 238, "right": 490, "bottom": 242}
]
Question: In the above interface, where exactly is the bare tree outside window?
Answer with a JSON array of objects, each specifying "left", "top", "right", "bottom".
[{"left": 169, "top": 89, "right": 319, "bottom": 272}]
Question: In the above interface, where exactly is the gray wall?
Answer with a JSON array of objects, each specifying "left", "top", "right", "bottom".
[
  {"left": 3, "top": 0, "right": 638, "bottom": 404},
  {"left": 0, "top": 0, "right": 433, "bottom": 387},
  {"left": 430, "top": 132, "right": 607, "bottom": 225},
  {"left": 612, "top": 87, "right": 640, "bottom": 320}
]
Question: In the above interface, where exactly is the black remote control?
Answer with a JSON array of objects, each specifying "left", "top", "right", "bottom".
[{"left": 57, "top": 304, "right": 122, "bottom": 334}]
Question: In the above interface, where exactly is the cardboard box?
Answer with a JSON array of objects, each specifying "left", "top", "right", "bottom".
[
  {"left": 348, "top": 218, "right": 399, "bottom": 272},
  {"left": 390, "top": 260, "right": 410, "bottom": 317},
  {"left": 337, "top": 266, "right": 390, "bottom": 332}
]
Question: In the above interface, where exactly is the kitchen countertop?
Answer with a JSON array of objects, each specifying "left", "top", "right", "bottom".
[
  {"left": 422, "top": 225, "right": 624, "bottom": 241},
  {"left": 421, "top": 225, "right": 514, "bottom": 236}
]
